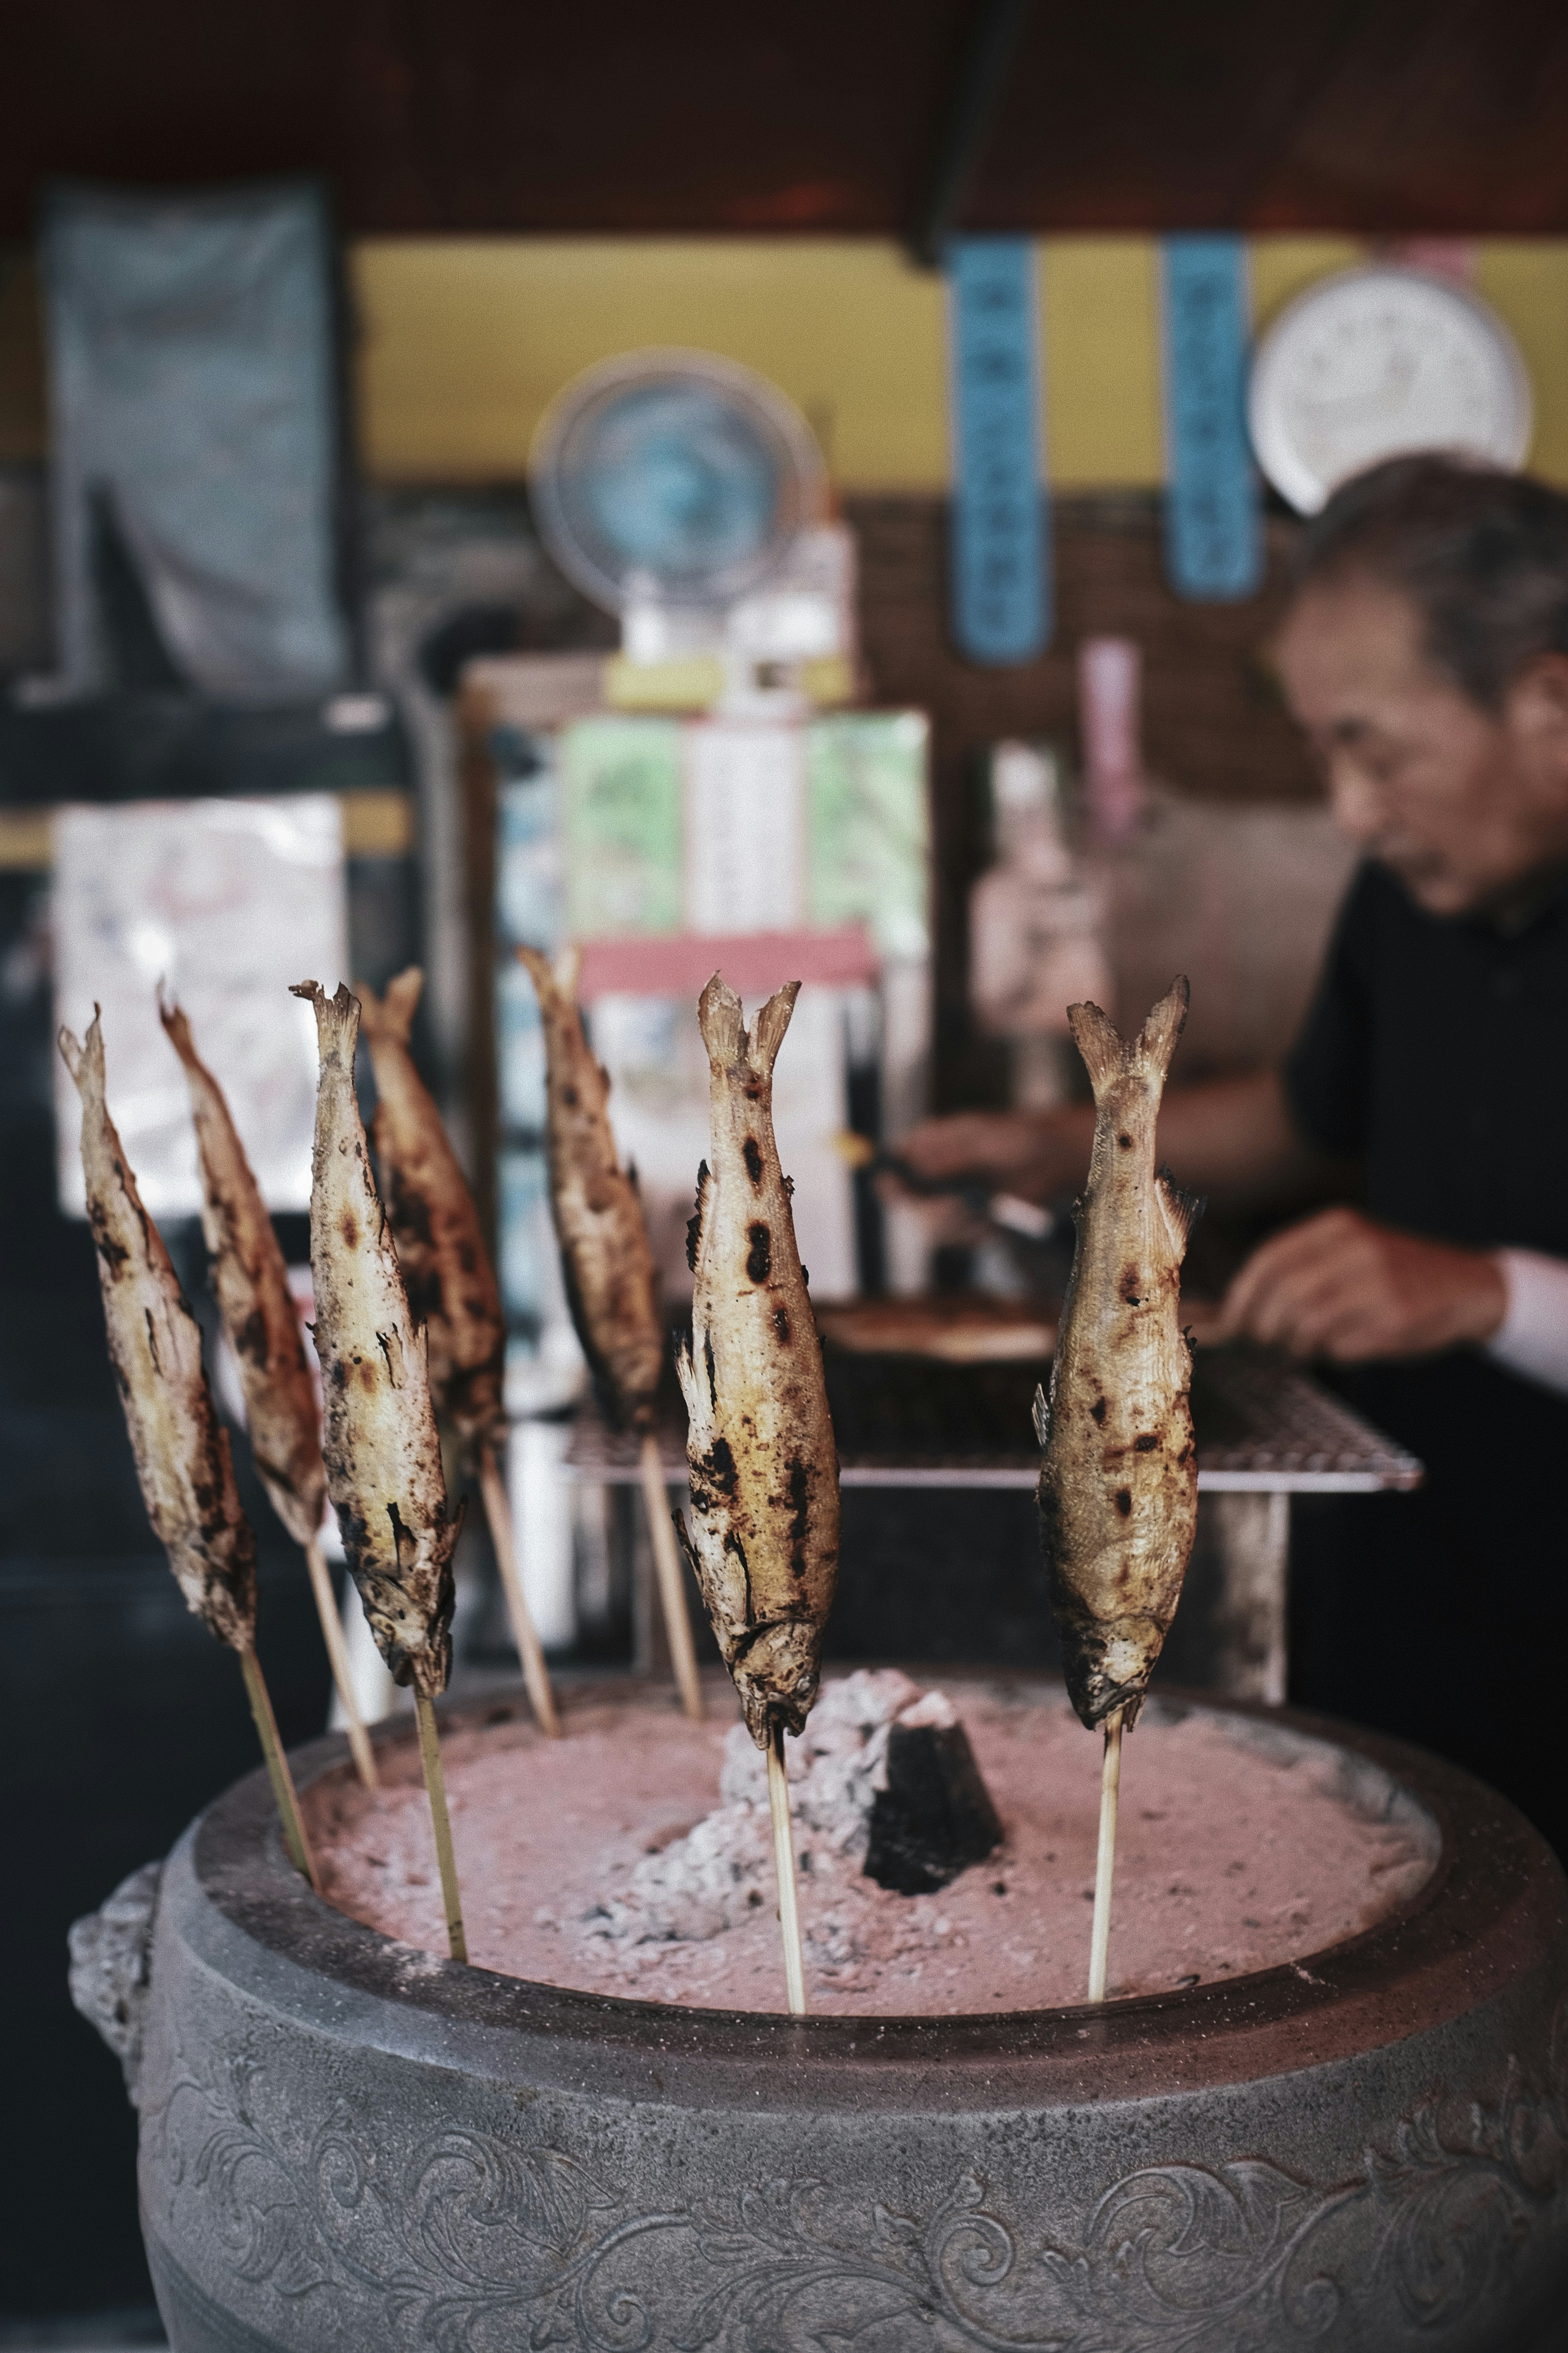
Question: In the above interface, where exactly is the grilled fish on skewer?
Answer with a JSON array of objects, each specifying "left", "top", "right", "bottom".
[
  {"left": 356, "top": 967, "right": 506, "bottom": 1460},
  {"left": 60, "top": 1011, "right": 256, "bottom": 1650},
  {"left": 1036, "top": 978, "right": 1200, "bottom": 1731},
  {"left": 359, "top": 966, "right": 560, "bottom": 1737},
  {"left": 516, "top": 946, "right": 664, "bottom": 1429},
  {"left": 676, "top": 976, "right": 840, "bottom": 1748},
  {"left": 292, "top": 981, "right": 459, "bottom": 1696},
  {"left": 159, "top": 993, "right": 326, "bottom": 1549}
]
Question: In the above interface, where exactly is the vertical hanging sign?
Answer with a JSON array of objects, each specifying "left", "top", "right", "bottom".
[
  {"left": 1161, "top": 235, "right": 1262, "bottom": 602},
  {"left": 948, "top": 238, "right": 1050, "bottom": 664}
]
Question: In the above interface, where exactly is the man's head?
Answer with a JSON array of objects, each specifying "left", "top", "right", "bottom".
[{"left": 1277, "top": 457, "right": 1568, "bottom": 917}]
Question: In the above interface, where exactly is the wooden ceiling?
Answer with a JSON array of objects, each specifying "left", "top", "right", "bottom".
[{"left": 3, "top": 0, "right": 1567, "bottom": 241}]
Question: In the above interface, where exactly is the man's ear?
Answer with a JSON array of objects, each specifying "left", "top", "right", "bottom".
[{"left": 1504, "top": 653, "right": 1568, "bottom": 794}]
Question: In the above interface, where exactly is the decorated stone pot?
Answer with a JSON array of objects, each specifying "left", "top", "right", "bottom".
[{"left": 72, "top": 1680, "right": 1568, "bottom": 2352}]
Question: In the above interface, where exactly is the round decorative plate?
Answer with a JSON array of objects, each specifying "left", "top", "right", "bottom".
[
  {"left": 1247, "top": 266, "right": 1533, "bottom": 515},
  {"left": 529, "top": 348, "right": 824, "bottom": 612}
]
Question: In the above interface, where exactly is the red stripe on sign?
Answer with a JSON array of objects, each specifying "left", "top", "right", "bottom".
[{"left": 576, "top": 926, "right": 878, "bottom": 1002}]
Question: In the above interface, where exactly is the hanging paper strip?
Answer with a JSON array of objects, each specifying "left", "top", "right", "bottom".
[
  {"left": 1161, "top": 235, "right": 1262, "bottom": 603},
  {"left": 947, "top": 238, "right": 1050, "bottom": 664}
]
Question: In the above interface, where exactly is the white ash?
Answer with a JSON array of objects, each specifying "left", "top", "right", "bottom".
[{"left": 582, "top": 1669, "right": 947, "bottom": 1951}]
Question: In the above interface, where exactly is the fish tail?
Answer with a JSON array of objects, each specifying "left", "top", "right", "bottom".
[
  {"left": 291, "top": 980, "right": 359, "bottom": 1066},
  {"left": 356, "top": 966, "right": 422, "bottom": 1045},
  {"left": 157, "top": 988, "right": 199, "bottom": 1070},
  {"left": 697, "top": 973, "right": 801, "bottom": 1078},
  {"left": 57, "top": 1004, "right": 104, "bottom": 1097},
  {"left": 697, "top": 973, "right": 747, "bottom": 1068},
  {"left": 1135, "top": 977, "right": 1190, "bottom": 1080},
  {"left": 1068, "top": 976, "right": 1189, "bottom": 1101},
  {"left": 515, "top": 944, "right": 552, "bottom": 1000},
  {"left": 751, "top": 981, "right": 801, "bottom": 1077}
]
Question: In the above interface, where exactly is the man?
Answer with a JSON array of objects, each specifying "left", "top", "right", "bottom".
[{"left": 901, "top": 457, "right": 1568, "bottom": 1854}]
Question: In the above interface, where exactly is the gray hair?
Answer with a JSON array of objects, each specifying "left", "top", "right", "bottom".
[{"left": 1290, "top": 455, "right": 1568, "bottom": 709}]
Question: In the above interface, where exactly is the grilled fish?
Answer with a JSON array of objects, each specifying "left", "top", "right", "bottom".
[
  {"left": 517, "top": 946, "right": 665, "bottom": 1429},
  {"left": 292, "top": 981, "right": 459, "bottom": 1696},
  {"left": 675, "top": 977, "right": 840, "bottom": 1748},
  {"left": 160, "top": 994, "right": 327, "bottom": 1550},
  {"left": 356, "top": 967, "right": 506, "bottom": 1462},
  {"left": 60, "top": 1011, "right": 256, "bottom": 1651},
  {"left": 1036, "top": 978, "right": 1200, "bottom": 1730}
]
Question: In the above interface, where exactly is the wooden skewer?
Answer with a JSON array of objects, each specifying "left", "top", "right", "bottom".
[
  {"left": 477, "top": 1444, "right": 561, "bottom": 1738},
  {"left": 303, "top": 1533, "right": 379, "bottom": 1786},
  {"left": 1087, "top": 1706, "right": 1125, "bottom": 2004},
  {"left": 767, "top": 1720, "right": 807, "bottom": 2016},
  {"left": 414, "top": 1689, "right": 468, "bottom": 1963},
  {"left": 639, "top": 1430, "right": 704, "bottom": 1722},
  {"left": 238, "top": 1645, "right": 319, "bottom": 1890}
]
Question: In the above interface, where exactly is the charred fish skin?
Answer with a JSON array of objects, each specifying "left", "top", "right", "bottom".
[
  {"left": 159, "top": 994, "right": 327, "bottom": 1550},
  {"left": 59, "top": 1012, "right": 257, "bottom": 1651},
  {"left": 291, "top": 982, "right": 458, "bottom": 1697},
  {"left": 356, "top": 967, "right": 507, "bottom": 1461},
  {"left": 1037, "top": 978, "right": 1200, "bottom": 1732},
  {"left": 675, "top": 976, "right": 840, "bottom": 1749},
  {"left": 517, "top": 946, "right": 665, "bottom": 1430}
]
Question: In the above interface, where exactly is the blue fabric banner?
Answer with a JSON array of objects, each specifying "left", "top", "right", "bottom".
[
  {"left": 1161, "top": 235, "right": 1262, "bottom": 603},
  {"left": 947, "top": 238, "right": 1050, "bottom": 664}
]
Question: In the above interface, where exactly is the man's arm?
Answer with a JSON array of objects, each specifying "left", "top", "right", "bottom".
[{"left": 896, "top": 1067, "right": 1327, "bottom": 1211}]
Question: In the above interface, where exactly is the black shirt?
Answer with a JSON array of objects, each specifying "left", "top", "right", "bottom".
[
  {"left": 1278, "top": 859, "right": 1568, "bottom": 1854},
  {"left": 1285, "top": 859, "right": 1568, "bottom": 1256}
]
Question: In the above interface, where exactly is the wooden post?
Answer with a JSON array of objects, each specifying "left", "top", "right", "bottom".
[
  {"left": 478, "top": 1445, "right": 561, "bottom": 1738},
  {"left": 1087, "top": 1706, "right": 1124, "bottom": 2003},
  {"left": 767, "top": 1721, "right": 807, "bottom": 2016},
  {"left": 238, "top": 1645, "right": 320, "bottom": 1890},
  {"left": 304, "top": 1535, "right": 378, "bottom": 1786},
  {"left": 414, "top": 1689, "right": 468, "bottom": 1963},
  {"left": 638, "top": 1431, "right": 704, "bottom": 1723}
]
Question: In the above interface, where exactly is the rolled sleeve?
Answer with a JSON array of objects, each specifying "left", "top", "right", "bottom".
[{"left": 1486, "top": 1249, "right": 1568, "bottom": 1397}]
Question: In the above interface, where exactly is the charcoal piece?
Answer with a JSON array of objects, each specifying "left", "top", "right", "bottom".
[{"left": 864, "top": 1717, "right": 1004, "bottom": 1896}]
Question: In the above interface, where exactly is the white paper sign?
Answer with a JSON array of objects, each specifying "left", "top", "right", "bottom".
[
  {"left": 53, "top": 795, "right": 348, "bottom": 1218},
  {"left": 684, "top": 721, "right": 804, "bottom": 936}
]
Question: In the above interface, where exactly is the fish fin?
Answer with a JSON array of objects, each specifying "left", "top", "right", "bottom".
[
  {"left": 1157, "top": 1165, "right": 1205, "bottom": 1254},
  {"left": 291, "top": 980, "right": 360, "bottom": 1066},
  {"left": 750, "top": 981, "right": 801, "bottom": 1078},
  {"left": 686, "top": 1160, "right": 711, "bottom": 1273},
  {"left": 1066, "top": 999, "right": 1131, "bottom": 1097},
  {"left": 356, "top": 966, "right": 422, "bottom": 1045},
  {"left": 1032, "top": 1382, "right": 1051, "bottom": 1449},
  {"left": 697, "top": 974, "right": 747, "bottom": 1068},
  {"left": 1134, "top": 977, "right": 1190, "bottom": 1081}
]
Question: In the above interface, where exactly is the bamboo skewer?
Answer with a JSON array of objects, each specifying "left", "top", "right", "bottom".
[
  {"left": 477, "top": 1444, "right": 561, "bottom": 1738},
  {"left": 767, "top": 1723, "right": 807, "bottom": 2016},
  {"left": 414, "top": 1691, "right": 468, "bottom": 1962},
  {"left": 639, "top": 1432, "right": 704, "bottom": 1723},
  {"left": 1087, "top": 1706, "right": 1125, "bottom": 2003},
  {"left": 302, "top": 1533, "right": 379, "bottom": 1786},
  {"left": 239, "top": 1645, "right": 319, "bottom": 1889}
]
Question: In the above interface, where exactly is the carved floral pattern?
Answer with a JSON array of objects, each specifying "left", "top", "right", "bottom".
[{"left": 141, "top": 2012, "right": 1568, "bottom": 2352}]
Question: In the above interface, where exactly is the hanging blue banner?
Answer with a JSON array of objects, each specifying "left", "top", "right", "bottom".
[
  {"left": 948, "top": 238, "right": 1050, "bottom": 664},
  {"left": 1161, "top": 235, "right": 1262, "bottom": 603}
]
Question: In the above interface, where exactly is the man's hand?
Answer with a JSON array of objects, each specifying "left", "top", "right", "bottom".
[
  {"left": 895, "top": 1107, "right": 1088, "bottom": 1198},
  {"left": 1218, "top": 1207, "right": 1507, "bottom": 1362}
]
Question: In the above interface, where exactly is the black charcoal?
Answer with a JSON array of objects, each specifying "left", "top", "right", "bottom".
[{"left": 864, "top": 1702, "right": 1004, "bottom": 1896}]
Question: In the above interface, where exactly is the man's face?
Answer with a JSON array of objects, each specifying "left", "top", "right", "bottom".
[{"left": 1276, "top": 575, "right": 1568, "bottom": 916}]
